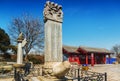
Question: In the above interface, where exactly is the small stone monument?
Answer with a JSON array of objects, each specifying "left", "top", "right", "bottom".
[
  {"left": 16, "top": 32, "right": 27, "bottom": 64},
  {"left": 17, "top": 33, "right": 24, "bottom": 64},
  {"left": 13, "top": 33, "right": 27, "bottom": 81},
  {"left": 40, "top": 1, "right": 71, "bottom": 81}
]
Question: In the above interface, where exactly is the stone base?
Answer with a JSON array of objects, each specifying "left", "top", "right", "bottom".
[
  {"left": 13, "top": 64, "right": 25, "bottom": 68},
  {"left": 42, "top": 61, "right": 71, "bottom": 78},
  {"left": 38, "top": 76, "right": 72, "bottom": 81}
]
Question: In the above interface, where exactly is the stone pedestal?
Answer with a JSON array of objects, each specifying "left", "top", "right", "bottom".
[
  {"left": 38, "top": 76, "right": 72, "bottom": 81},
  {"left": 13, "top": 64, "right": 25, "bottom": 68},
  {"left": 13, "top": 64, "right": 25, "bottom": 73},
  {"left": 13, "top": 64, "right": 25, "bottom": 81},
  {"left": 42, "top": 61, "right": 70, "bottom": 79}
]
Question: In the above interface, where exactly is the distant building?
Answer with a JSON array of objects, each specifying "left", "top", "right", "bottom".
[{"left": 63, "top": 45, "right": 113, "bottom": 66}]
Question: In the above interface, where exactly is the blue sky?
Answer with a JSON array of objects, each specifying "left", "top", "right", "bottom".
[{"left": 0, "top": 0, "right": 120, "bottom": 50}]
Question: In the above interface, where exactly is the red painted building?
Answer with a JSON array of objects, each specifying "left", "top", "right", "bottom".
[{"left": 63, "top": 46, "right": 112, "bottom": 66}]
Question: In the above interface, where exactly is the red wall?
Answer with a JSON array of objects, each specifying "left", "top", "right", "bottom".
[{"left": 68, "top": 54, "right": 106, "bottom": 65}]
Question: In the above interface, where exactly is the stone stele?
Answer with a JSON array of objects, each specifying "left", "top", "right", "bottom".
[
  {"left": 41, "top": 1, "right": 71, "bottom": 81},
  {"left": 44, "top": 1, "right": 63, "bottom": 62}
]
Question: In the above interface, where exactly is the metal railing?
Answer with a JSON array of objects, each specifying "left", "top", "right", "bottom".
[{"left": 66, "top": 67, "right": 107, "bottom": 81}]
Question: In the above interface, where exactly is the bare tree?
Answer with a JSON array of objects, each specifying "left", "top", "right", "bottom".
[
  {"left": 111, "top": 44, "right": 120, "bottom": 63},
  {"left": 9, "top": 14, "right": 44, "bottom": 59},
  {"left": 112, "top": 44, "right": 120, "bottom": 55}
]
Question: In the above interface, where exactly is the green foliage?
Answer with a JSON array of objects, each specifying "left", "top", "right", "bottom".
[
  {"left": 0, "top": 28, "right": 10, "bottom": 53},
  {"left": 0, "top": 28, "right": 17, "bottom": 54}
]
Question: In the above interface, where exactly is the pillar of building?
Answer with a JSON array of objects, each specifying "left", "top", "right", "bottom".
[
  {"left": 108, "top": 54, "right": 111, "bottom": 64},
  {"left": 78, "top": 55, "right": 80, "bottom": 64},
  {"left": 76, "top": 55, "right": 80, "bottom": 64},
  {"left": 91, "top": 53, "right": 94, "bottom": 66},
  {"left": 94, "top": 54, "right": 97, "bottom": 64},
  {"left": 103, "top": 55, "right": 106, "bottom": 64},
  {"left": 86, "top": 54, "right": 88, "bottom": 64}
]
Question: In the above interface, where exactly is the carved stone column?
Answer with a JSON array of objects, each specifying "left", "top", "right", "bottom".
[
  {"left": 17, "top": 33, "right": 24, "bottom": 64},
  {"left": 42, "top": 1, "right": 70, "bottom": 79},
  {"left": 44, "top": 1, "right": 63, "bottom": 62}
]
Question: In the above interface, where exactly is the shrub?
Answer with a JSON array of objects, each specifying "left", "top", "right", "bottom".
[
  {"left": 28, "top": 55, "right": 44, "bottom": 64},
  {"left": 10, "top": 55, "right": 17, "bottom": 62}
]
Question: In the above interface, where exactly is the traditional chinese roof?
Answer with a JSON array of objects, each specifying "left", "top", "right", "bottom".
[
  {"left": 63, "top": 45, "right": 78, "bottom": 53},
  {"left": 63, "top": 45, "right": 113, "bottom": 54},
  {"left": 79, "top": 46, "right": 112, "bottom": 54}
]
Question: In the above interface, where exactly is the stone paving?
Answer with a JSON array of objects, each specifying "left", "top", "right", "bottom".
[
  {"left": 90, "top": 64, "right": 120, "bottom": 81},
  {"left": 0, "top": 78, "right": 13, "bottom": 81}
]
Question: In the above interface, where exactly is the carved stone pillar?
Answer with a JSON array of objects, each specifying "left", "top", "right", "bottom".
[
  {"left": 44, "top": 1, "right": 63, "bottom": 62},
  {"left": 17, "top": 33, "right": 24, "bottom": 64},
  {"left": 42, "top": 1, "right": 70, "bottom": 79}
]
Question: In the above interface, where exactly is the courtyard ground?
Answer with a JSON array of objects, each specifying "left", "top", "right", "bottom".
[
  {"left": 89, "top": 64, "right": 120, "bottom": 81},
  {"left": 0, "top": 64, "right": 120, "bottom": 81},
  {"left": 0, "top": 78, "right": 13, "bottom": 81}
]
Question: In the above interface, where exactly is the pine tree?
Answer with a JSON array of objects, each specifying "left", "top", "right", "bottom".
[{"left": 0, "top": 28, "right": 10, "bottom": 53}]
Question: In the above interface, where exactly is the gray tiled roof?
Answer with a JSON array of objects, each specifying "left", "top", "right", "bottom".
[
  {"left": 63, "top": 45, "right": 112, "bottom": 54},
  {"left": 79, "top": 46, "right": 112, "bottom": 53},
  {"left": 63, "top": 45, "right": 78, "bottom": 53}
]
